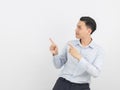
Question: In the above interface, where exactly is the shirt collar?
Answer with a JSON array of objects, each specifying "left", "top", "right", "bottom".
[{"left": 75, "top": 39, "right": 95, "bottom": 49}]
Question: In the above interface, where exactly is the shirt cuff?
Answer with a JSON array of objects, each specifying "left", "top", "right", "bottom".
[{"left": 53, "top": 54, "right": 59, "bottom": 58}]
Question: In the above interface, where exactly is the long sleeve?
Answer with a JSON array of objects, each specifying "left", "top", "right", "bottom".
[
  {"left": 73, "top": 48, "right": 104, "bottom": 78},
  {"left": 53, "top": 39, "right": 104, "bottom": 83},
  {"left": 53, "top": 45, "right": 68, "bottom": 69}
]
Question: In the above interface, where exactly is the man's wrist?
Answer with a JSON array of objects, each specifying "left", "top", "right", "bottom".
[
  {"left": 53, "top": 53, "right": 58, "bottom": 56},
  {"left": 76, "top": 55, "right": 81, "bottom": 61}
]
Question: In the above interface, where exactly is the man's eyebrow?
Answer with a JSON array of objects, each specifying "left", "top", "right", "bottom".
[{"left": 77, "top": 24, "right": 81, "bottom": 27}]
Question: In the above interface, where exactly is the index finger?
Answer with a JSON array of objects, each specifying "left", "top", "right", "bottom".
[
  {"left": 68, "top": 43, "right": 74, "bottom": 48},
  {"left": 49, "top": 38, "right": 55, "bottom": 44}
]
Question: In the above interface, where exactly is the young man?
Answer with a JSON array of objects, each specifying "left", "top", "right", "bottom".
[{"left": 49, "top": 16, "right": 104, "bottom": 90}]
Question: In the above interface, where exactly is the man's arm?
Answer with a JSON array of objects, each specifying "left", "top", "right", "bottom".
[
  {"left": 68, "top": 43, "right": 104, "bottom": 77},
  {"left": 74, "top": 49, "right": 104, "bottom": 77},
  {"left": 49, "top": 38, "right": 67, "bottom": 69},
  {"left": 53, "top": 45, "right": 68, "bottom": 69}
]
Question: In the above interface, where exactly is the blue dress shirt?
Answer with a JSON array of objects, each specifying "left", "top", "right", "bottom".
[{"left": 53, "top": 39, "right": 104, "bottom": 84}]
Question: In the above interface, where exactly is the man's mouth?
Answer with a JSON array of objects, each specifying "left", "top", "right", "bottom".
[{"left": 76, "top": 33, "right": 79, "bottom": 35}]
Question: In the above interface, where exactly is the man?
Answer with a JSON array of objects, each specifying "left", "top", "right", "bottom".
[{"left": 49, "top": 16, "right": 104, "bottom": 90}]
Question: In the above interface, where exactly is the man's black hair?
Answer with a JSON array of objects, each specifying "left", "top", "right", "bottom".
[{"left": 80, "top": 16, "right": 97, "bottom": 34}]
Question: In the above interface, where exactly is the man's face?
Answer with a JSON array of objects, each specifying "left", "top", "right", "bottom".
[{"left": 75, "top": 21, "right": 91, "bottom": 39}]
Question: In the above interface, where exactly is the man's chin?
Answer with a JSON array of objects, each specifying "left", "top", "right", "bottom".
[{"left": 75, "top": 36, "right": 81, "bottom": 39}]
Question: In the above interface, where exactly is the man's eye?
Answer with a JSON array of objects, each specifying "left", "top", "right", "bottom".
[{"left": 78, "top": 27, "right": 81, "bottom": 29}]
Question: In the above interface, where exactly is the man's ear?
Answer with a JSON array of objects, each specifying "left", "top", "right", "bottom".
[{"left": 88, "top": 28, "right": 92, "bottom": 34}]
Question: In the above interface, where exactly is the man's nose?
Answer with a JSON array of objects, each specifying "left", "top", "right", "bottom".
[{"left": 75, "top": 28, "right": 79, "bottom": 32}]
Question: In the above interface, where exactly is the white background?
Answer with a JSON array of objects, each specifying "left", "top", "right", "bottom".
[{"left": 0, "top": 0, "right": 120, "bottom": 90}]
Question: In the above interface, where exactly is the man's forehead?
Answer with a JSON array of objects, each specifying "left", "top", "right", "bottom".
[{"left": 77, "top": 21, "right": 85, "bottom": 26}]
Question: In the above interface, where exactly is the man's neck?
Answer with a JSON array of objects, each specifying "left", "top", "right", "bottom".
[{"left": 80, "top": 37, "right": 92, "bottom": 47}]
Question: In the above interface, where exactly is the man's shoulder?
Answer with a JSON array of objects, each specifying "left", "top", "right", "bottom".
[
  {"left": 92, "top": 42, "right": 104, "bottom": 54},
  {"left": 93, "top": 42, "right": 103, "bottom": 49}
]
